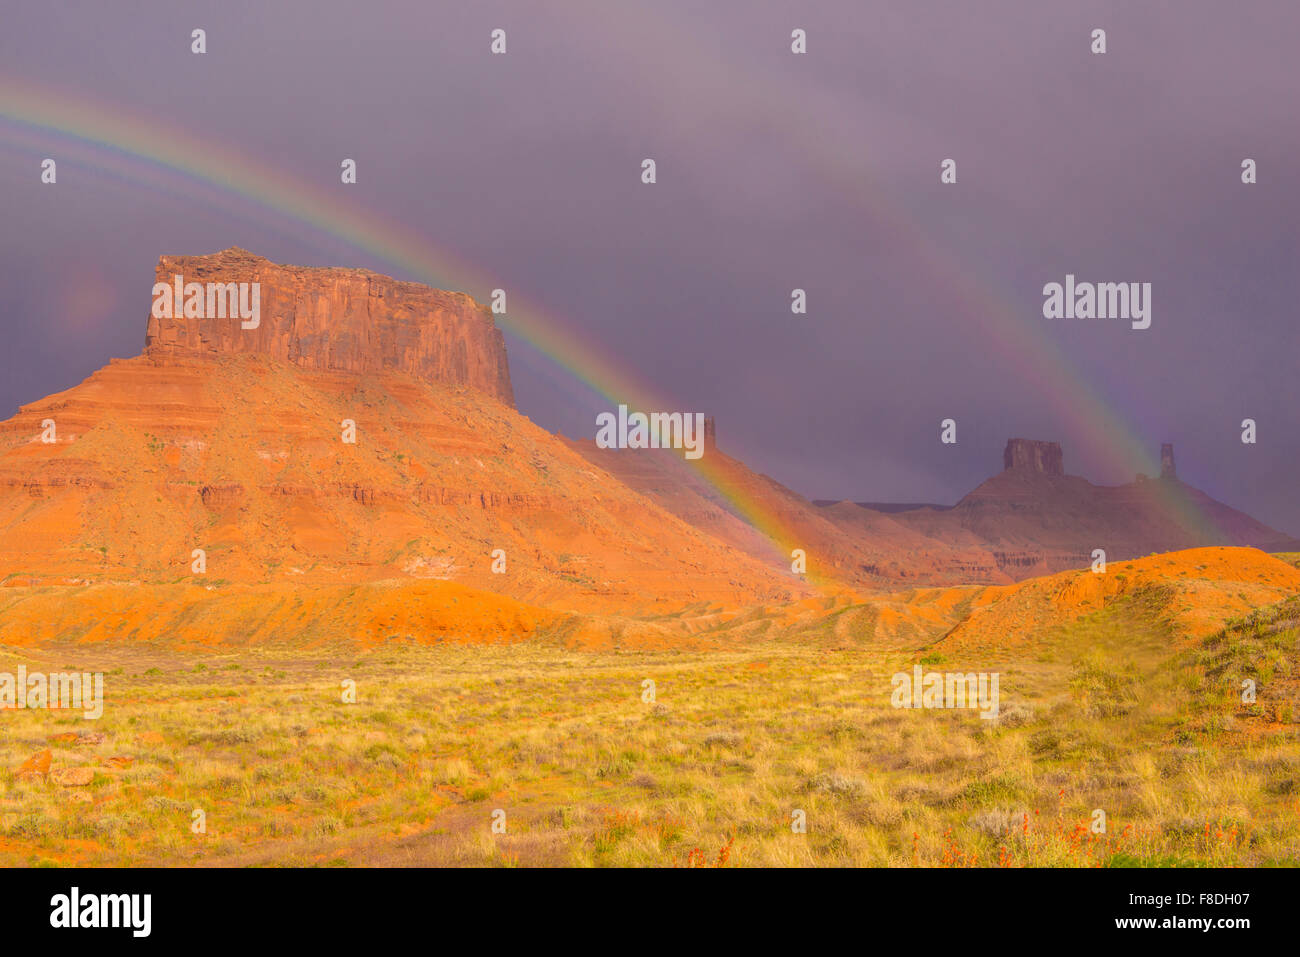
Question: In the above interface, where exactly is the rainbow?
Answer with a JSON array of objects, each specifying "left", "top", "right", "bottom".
[
  {"left": 0, "top": 70, "right": 1225, "bottom": 579},
  {"left": 0, "top": 75, "right": 828, "bottom": 582},
  {"left": 565, "top": 6, "right": 1229, "bottom": 544}
]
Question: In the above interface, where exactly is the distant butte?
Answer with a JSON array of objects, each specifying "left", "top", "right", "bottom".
[
  {"left": 1003, "top": 438, "right": 1064, "bottom": 475},
  {"left": 821, "top": 438, "right": 1299, "bottom": 580}
]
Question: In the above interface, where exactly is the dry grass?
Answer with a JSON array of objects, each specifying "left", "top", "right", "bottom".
[{"left": 1, "top": 594, "right": 1298, "bottom": 867}]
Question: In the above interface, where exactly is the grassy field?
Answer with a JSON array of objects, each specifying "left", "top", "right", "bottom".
[{"left": 2, "top": 593, "right": 1298, "bottom": 867}]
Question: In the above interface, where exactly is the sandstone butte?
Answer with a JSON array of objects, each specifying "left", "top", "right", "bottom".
[
  {"left": 0, "top": 248, "right": 1295, "bottom": 649},
  {"left": 0, "top": 249, "right": 813, "bottom": 648}
]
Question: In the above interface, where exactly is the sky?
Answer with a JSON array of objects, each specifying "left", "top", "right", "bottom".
[{"left": 1, "top": 0, "right": 1297, "bottom": 534}]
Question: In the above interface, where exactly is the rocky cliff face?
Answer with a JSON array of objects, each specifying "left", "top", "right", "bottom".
[
  {"left": 144, "top": 248, "right": 515, "bottom": 406},
  {"left": 1003, "top": 438, "right": 1064, "bottom": 475}
]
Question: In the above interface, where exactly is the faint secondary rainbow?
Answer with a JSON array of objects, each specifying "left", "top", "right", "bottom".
[
  {"left": 586, "top": 5, "right": 1228, "bottom": 544},
  {"left": 0, "top": 77, "right": 826, "bottom": 582}
]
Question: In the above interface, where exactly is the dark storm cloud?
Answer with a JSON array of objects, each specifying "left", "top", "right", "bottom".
[{"left": 1, "top": 0, "right": 1296, "bottom": 532}]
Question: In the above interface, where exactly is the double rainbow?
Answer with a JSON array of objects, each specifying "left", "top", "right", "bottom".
[{"left": 0, "top": 72, "right": 1225, "bottom": 583}]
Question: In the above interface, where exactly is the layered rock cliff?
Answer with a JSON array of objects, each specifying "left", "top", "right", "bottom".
[
  {"left": 144, "top": 248, "right": 515, "bottom": 406},
  {"left": 0, "top": 249, "right": 806, "bottom": 614}
]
